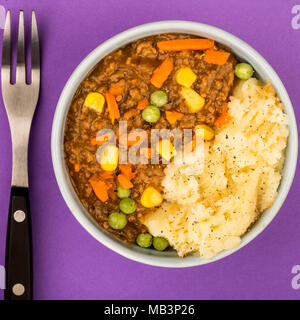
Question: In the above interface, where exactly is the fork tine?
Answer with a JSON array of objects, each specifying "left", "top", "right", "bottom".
[
  {"left": 16, "top": 10, "right": 26, "bottom": 83},
  {"left": 1, "top": 10, "right": 11, "bottom": 85},
  {"left": 31, "top": 11, "right": 40, "bottom": 84}
]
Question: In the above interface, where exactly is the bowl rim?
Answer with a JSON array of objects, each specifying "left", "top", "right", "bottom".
[{"left": 51, "top": 20, "right": 298, "bottom": 268}]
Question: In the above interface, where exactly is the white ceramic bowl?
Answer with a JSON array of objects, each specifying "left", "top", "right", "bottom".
[{"left": 51, "top": 21, "right": 298, "bottom": 267}]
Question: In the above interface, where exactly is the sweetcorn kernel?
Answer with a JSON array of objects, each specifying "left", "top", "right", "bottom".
[
  {"left": 194, "top": 124, "right": 215, "bottom": 141},
  {"left": 100, "top": 145, "right": 119, "bottom": 171},
  {"left": 84, "top": 92, "right": 105, "bottom": 113},
  {"left": 181, "top": 87, "right": 205, "bottom": 113},
  {"left": 156, "top": 140, "right": 176, "bottom": 161},
  {"left": 141, "top": 187, "right": 163, "bottom": 208},
  {"left": 176, "top": 67, "right": 197, "bottom": 88}
]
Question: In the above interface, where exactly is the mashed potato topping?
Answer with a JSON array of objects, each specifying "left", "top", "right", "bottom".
[{"left": 143, "top": 78, "right": 289, "bottom": 259}]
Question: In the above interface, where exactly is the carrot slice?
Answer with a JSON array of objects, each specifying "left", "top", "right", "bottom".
[
  {"left": 203, "top": 50, "right": 230, "bottom": 66},
  {"left": 74, "top": 163, "right": 80, "bottom": 172},
  {"left": 127, "top": 134, "right": 141, "bottom": 146},
  {"left": 109, "top": 83, "right": 124, "bottom": 96},
  {"left": 117, "top": 174, "right": 133, "bottom": 189},
  {"left": 119, "top": 165, "right": 131, "bottom": 177},
  {"left": 215, "top": 112, "right": 231, "bottom": 126},
  {"left": 150, "top": 57, "right": 174, "bottom": 88},
  {"left": 90, "top": 138, "right": 98, "bottom": 146},
  {"left": 119, "top": 164, "right": 137, "bottom": 180},
  {"left": 91, "top": 132, "right": 113, "bottom": 146},
  {"left": 137, "top": 97, "right": 149, "bottom": 110},
  {"left": 89, "top": 179, "right": 109, "bottom": 202},
  {"left": 105, "top": 92, "right": 120, "bottom": 124},
  {"left": 119, "top": 131, "right": 147, "bottom": 147},
  {"left": 165, "top": 111, "right": 184, "bottom": 125},
  {"left": 157, "top": 39, "right": 214, "bottom": 51},
  {"left": 100, "top": 171, "right": 114, "bottom": 180}
]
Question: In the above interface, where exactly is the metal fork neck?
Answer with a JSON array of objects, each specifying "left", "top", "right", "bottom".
[{"left": 9, "top": 118, "right": 31, "bottom": 188}]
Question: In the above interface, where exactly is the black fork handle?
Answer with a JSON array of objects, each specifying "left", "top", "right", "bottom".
[{"left": 5, "top": 186, "right": 32, "bottom": 300}]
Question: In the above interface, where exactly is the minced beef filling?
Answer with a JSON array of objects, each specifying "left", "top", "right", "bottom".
[{"left": 64, "top": 33, "right": 236, "bottom": 243}]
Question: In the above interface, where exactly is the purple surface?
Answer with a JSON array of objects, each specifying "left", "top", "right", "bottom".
[{"left": 0, "top": 0, "right": 299, "bottom": 300}]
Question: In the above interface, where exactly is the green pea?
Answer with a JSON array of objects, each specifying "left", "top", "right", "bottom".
[
  {"left": 119, "top": 198, "right": 136, "bottom": 214},
  {"left": 150, "top": 90, "right": 168, "bottom": 107},
  {"left": 117, "top": 185, "right": 131, "bottom": 199},
  {"left": 234, "top": 63, "right": 254, "bottom": 80},
  {"left": 153, "top": 236, "right": 169, "bottom": 251},
  {"left": 108, "top": 212, "right": 127, "bottom": 230},
  {"left": 136, "top": 233, "right": 153, "bottom": 248},
  {"left": 142, "top": 106, "right": 161, "bottom": 123}
]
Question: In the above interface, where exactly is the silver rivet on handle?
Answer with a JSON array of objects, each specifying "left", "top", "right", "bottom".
[
  {"left": 12, "top": 283, "right": 25, "bottom": 296},
  {"left": 13, "top": 210, "right": 26, "bottom": 223}
]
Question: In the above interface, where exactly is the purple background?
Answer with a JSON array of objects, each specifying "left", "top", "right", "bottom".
[{"left": 0, "top": 0, "right": 299, "bottom": 300}]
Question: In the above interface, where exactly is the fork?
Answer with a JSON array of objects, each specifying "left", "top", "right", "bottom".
[{"left": 1, "top": 10, "right": 40, "bottom": 300}]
